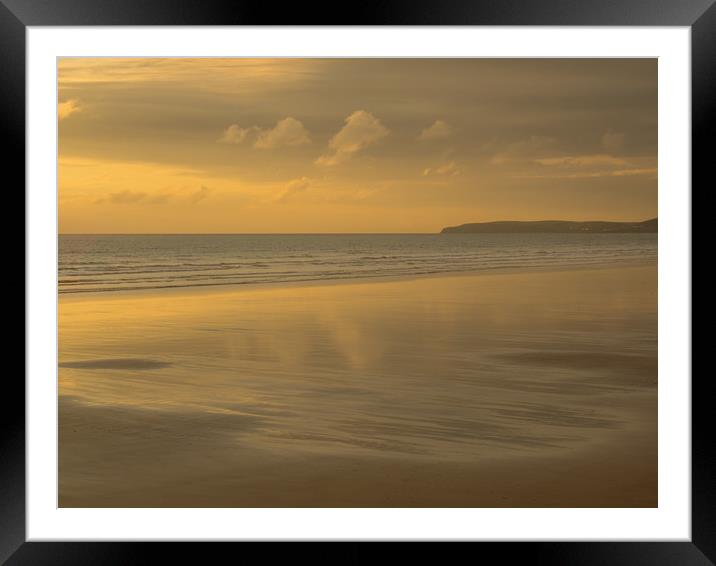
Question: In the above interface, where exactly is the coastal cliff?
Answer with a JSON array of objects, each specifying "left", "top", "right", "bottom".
[{"left": 441, "top": 218, "right": 657, "bottom": 234}]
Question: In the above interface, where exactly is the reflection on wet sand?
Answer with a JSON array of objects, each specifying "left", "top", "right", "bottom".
[
  {"left": 59, "top": 359, "right": 173, "bottom": 370},
  {"left": 59, "top": 264, "right": 657, "bottom": 507}
]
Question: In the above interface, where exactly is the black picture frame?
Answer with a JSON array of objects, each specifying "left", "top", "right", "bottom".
[{"left": 6, "top": 1, "right": 707, "bottom": 563}]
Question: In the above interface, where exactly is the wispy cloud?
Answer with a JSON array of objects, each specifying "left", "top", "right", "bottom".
[
  {"left": 490, "top": 136, "right": 556, "bottom": 165},
  {"left": 423, "top": 160, "right": 461, "bottom": 177},
  {"left": 105, "top": 190, "right": 147, "bottom": 204},
  {"left": 58, "top": 58, "right": 327, "bottom": 96},
  {"left": 147, "top": 192, "right": 173, "bottom": 205},
  {"left": 534, "top": 154, "right": 628, "bottom": 168},
  {"left": 275, "top": 177, "right": 312, "bottom": 202},
  {"left": 517, "top": 167, "right": 657, "bottom": 180},
  {"left": 58, "top": 99, "right": 81, "bottom": 121},
  {"left": 189, "top": 186, "right": 212, "bottom": 204},
  {"left": 98, "top": 185, "right": 213, "bottom": 205},
  {"left": 528, "top": 152, "right": 655, "bottom": 179},
  {"left": 418, "top": 120, "right": 452, "bottom": 141},
  {"left": 316, "top": 110, "right": 389, "bottom": 166}
]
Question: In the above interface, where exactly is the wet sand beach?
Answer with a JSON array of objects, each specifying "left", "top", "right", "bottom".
[{"left": 58, "top": 263, "right": 657, "bottom": 507}]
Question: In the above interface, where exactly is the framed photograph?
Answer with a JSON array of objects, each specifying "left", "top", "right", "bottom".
[{"left": 8, "top": 0, "right": 707, "bottom": 563}]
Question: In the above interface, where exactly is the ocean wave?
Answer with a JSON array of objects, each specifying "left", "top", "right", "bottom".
[{"left": 58, "top": 233, "right": 657, "bottom": 294}]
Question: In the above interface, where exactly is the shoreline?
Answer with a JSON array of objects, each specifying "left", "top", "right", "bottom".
[
  {"left": 59, "top": 257, "right": 657, "bottom": 303},
  {"left": 59, "top": 262, "right": 657, "bottom": 507}
]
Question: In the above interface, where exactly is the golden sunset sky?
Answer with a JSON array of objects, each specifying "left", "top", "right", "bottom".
[{"left": 58, "top": 58, "right": 657, "bottom": 233}]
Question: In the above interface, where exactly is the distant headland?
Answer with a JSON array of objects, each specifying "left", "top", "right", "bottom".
[{"left": 440, "top": 218, "right": 657, "bottom": 234}]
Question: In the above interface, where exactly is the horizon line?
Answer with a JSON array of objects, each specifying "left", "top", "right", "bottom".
[
  {"left": 59, "top": 232, "right": 439, "bottom": 236},
  {"left": 59, "top": 219, "right": 657, "bottom": 236},
  {"left": 58, "top": 218, "right": 657, "bottom": 236}
]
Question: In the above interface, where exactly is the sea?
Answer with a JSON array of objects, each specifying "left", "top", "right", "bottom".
[{"left": 58, "top": 233, "right": 657, "bottom": 294}]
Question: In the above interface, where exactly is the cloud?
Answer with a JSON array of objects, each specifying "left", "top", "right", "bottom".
[
  {"left": 254, "top": 117, "right": 310, "bottom": 149},
  {"left": 107, "top": 190, "right": 147, "bottom": 204},
  {"left": 609, "top": 167, "right": 656, "bottom": 177},
  {"left": 517, "top": 167, "right": 657, "bottom": 180},
  {"left": 601, "top": 129, "right": 625, "bottom": 152},
  {"left": 147, "top": 192, "right": 173, "bottom": 204},
  {"left": 534, "top": 154, "right": 628, "bottom": 168},
  {"left": 219, "top": 117, "right": 310, "bottom": 149},
  {"left": 58, "top": 99, "right": 81, "bottom": 121},
  {"left": 99, "top": 186, "right": 213, "bottom": 206},
  {"left": 316, "top": 110, "right": 389, "bottom": 166},
  {"left": 418, "top": 120, "right": 452, "bottom": 141},
  {"left": 490, "top": 136, "right": 556, "bottom": 165},
  {"left": 219, "top": 124, "right": 253, "bottom": 144},
  {"left": 523, "top": 152, "right": 655, "bottom": 179},
  {"left": 422, "top": 161, "right": 461, "bottom": 177},
  {"left": 189, "top": 186, "right": 212, "bottom": 204},
  {"left": 58, "top": 58, "right": 326, "bottom": 94},
  {"left": 488, "top": 133, "right": 651, "bottom": 181},
  {"left": 275, "top": 177, "right": 312, "bottom": 202}
]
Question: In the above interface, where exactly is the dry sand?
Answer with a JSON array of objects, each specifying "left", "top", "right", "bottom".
[{"left": 59, "top": 263, "right": 657, "bottom": 507}]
